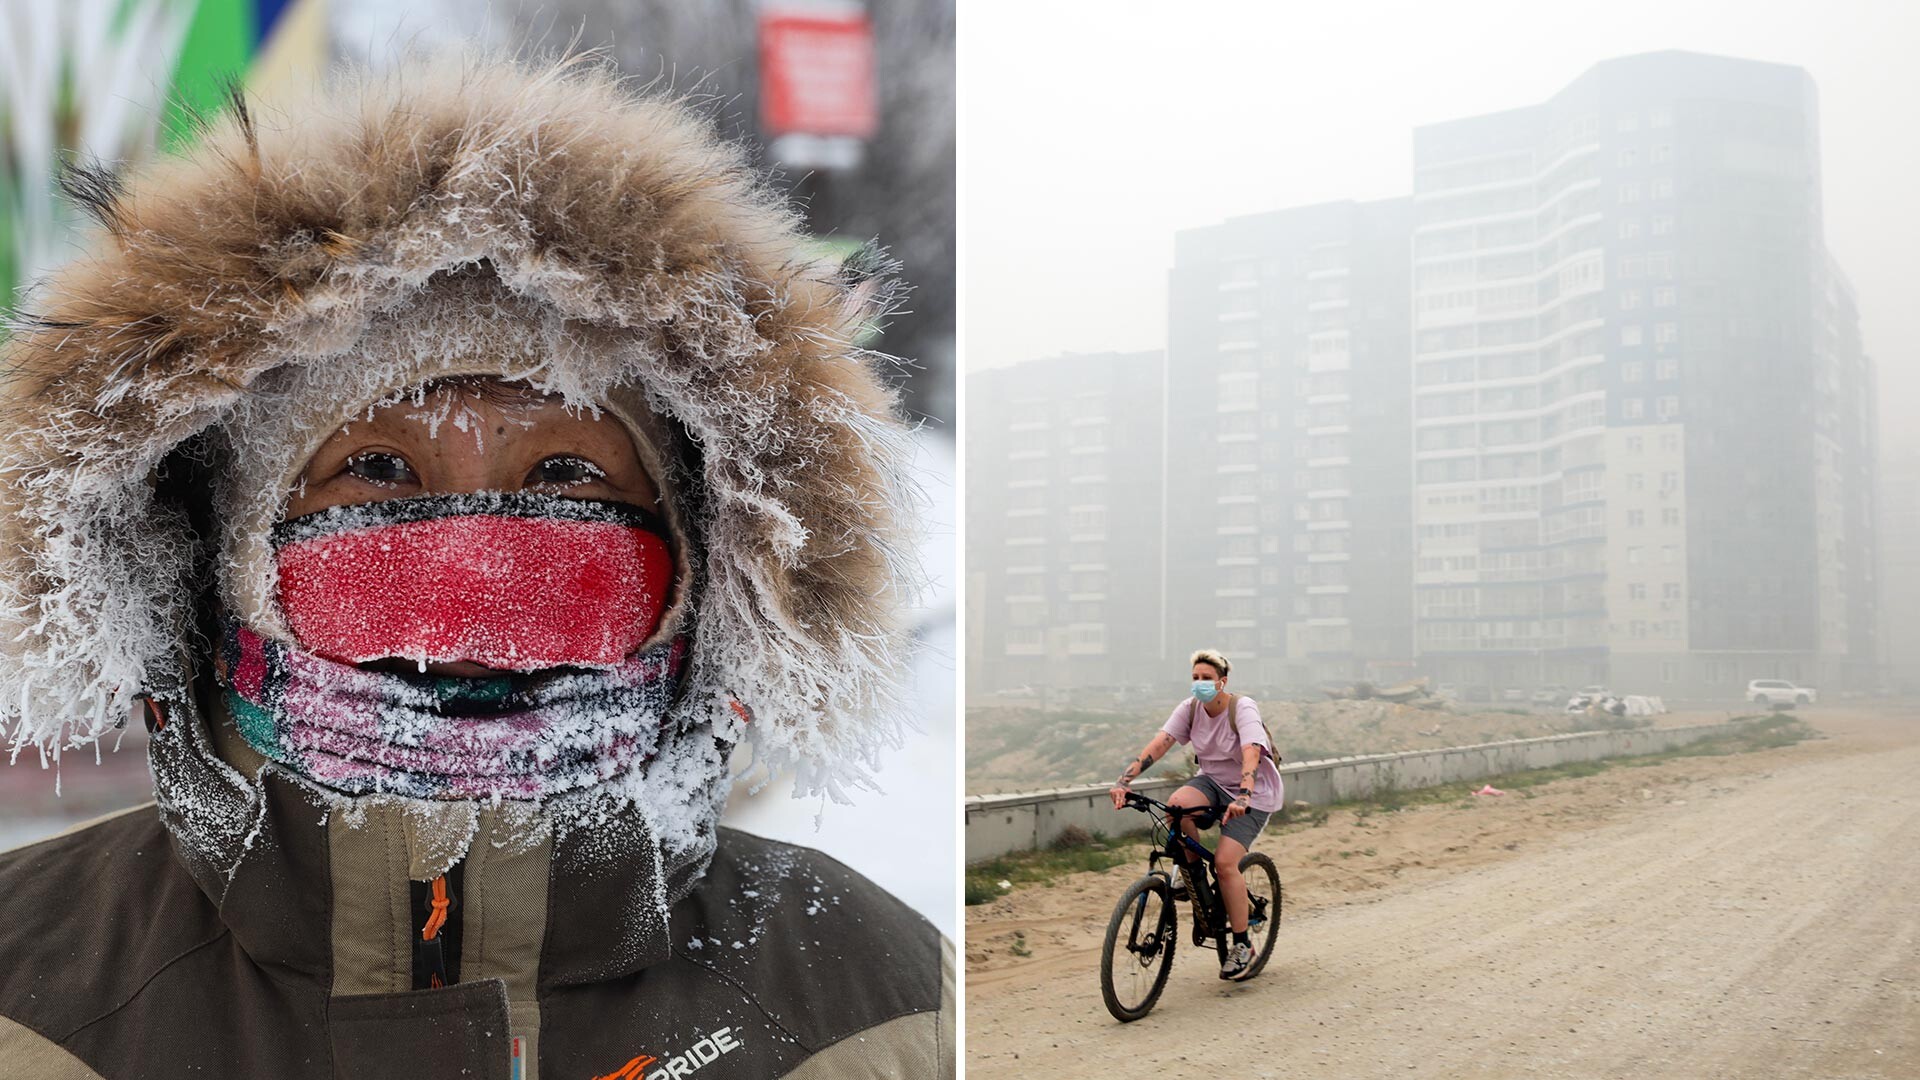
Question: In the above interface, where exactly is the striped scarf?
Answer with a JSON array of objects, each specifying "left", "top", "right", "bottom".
[{"left": 215, "top": 621, "right": 688, "bottom": 801}]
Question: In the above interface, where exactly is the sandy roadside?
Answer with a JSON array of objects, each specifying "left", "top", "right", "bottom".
[{"left": 965, "top": 705, "right": 1920, "bottom": 1079}]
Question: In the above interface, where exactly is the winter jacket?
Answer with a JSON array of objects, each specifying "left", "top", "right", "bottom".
[
  {"left": 0, "top": 55, "right": 949, "bottom": 1078},
  {"left": 0, "top": 762, "right": 952, "bottom": 1079}
]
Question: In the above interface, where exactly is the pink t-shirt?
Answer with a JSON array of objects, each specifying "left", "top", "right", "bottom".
[{"left": 1162, "top": 695, "right": 1284, "bottom": 813}]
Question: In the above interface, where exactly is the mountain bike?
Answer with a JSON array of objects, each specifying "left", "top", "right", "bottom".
[{"left": 1099, "top": 791, "right": 1282, "bottom": 1022}]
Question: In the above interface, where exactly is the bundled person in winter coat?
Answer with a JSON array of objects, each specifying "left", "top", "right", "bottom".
[{"left": 0, "top": 55, "right": 951, "bottom": 1079}]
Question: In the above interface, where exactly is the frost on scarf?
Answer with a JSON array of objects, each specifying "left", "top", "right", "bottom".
[{"left": 0, "top": 55, "right": 923, "bottom": 879}]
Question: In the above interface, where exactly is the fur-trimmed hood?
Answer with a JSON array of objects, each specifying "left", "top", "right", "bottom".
[{"left": 0, "top": 55, "right": 919, "bottom": 825}]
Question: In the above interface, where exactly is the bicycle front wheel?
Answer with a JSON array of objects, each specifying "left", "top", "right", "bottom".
[
  {"left": 1100, "top": 874, "right": 1178, "bottom": 1021},
  {"left": 1239, "top": 851, "right": 1283, "bottom": 980}
]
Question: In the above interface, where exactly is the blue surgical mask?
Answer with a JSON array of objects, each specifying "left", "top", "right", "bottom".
[{"left": 1192, "top": 679, "right": 1218, "bottom": 702}]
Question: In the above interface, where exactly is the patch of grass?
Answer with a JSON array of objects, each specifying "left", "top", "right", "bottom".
[
  {"left": 964, "top": 828, "right": 1144, "bottom": 905},
  {"left": 1050, "top": 824, "right": 1097, "bottom": 850},
  {"left": 1008, "top": 930, "right": 1031, "bottom": 958}
]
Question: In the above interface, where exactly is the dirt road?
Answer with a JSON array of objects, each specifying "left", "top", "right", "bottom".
[{"left": 965, "top": 706, "right": 1920, "bottom": 1078}]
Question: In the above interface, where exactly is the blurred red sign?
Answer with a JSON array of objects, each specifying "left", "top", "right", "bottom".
[{"left": 760, "top": 8, "right": 878, "bottom": 139}]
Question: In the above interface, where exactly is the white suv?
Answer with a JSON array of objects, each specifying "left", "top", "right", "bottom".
[{"left": 1747, "top": 679, "right": 1815, "bottom": 707}]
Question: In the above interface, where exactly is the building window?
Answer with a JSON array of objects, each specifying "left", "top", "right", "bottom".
[
  {"left": 1662, "top": 507, "right": 1681, "bottom": 527},
  {"left": 1654, "top": 286, "right": 1677, "bottom": 308},
  {"left": 1624, "top": 360, "right": 1645, "bottom": 382},
  {"left": 1628, "top": 473, "right": 1646, "bottom": 491},
  {"left": 1629, "top": 582, "right": 1648, "bottom": 600},
  {"left": 1621, "top": 325, "right": 1644, "bottom": 346},
  {"left": 1618, "top": 218, "right": 1641, "bottom": 240},
  {"left": 1651, "top": 144, "right": 1672, "bottom": 164},
  {"left": 1663, "top": 583, "right": 1682, "bottom": 601},
  {"left": 1617, "top": 112, "right": 1640, "bottom": 132},
  {"left": 1661, "top": 660, "right": 1680, "bottom": 683},
  {"left": 1623, "top": 398, "right": 1645, "bottom": 420},
  {"left": 1656, "top": 396, "right": 1680, "bottom": 420},
  {"left": 1618, "top": 182, "right": 1641, "bottom": 204},
  {"left": 1661, "top": 470, "right": 1679, "bottom": 491},
  {"left": 1627, "top": 509, "right": 1646, "bottom": 528},
  {"left": 1661, "top": 545, "right": 1678, "bottom": 564},
  {"left": 1626, "top": 435, "right": 1644, "bottom": 453},
  {"left": 1654, "top": 322, "right": 1679, "bottom": 345},
  {"left": 1627, "top": 547, "right": 1645, "bottom": 565},
  {"left": 1650, "top": 105, "right": 1673, "bottom": 128},
  {"left": 1617, "top": 147, "right": 1638, "bottom": 167},
  {"left": 1651, "top": 177, "right": 1674, "bottom": 199},
  {"left": 1620, "top": 288, "right": 1643, "bottom": 311},
  {"left": 1652, "top": 215, "right": 1675, "bottom": 236}
]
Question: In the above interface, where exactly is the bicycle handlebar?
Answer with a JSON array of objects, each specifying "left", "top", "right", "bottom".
[{"left": 1121, "top": 791, "right": 1219, "bottom": 829}]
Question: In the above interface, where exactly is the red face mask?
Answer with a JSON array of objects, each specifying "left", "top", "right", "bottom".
[{"left": 273, "top": 493, "right": 674, "bottom": 671}]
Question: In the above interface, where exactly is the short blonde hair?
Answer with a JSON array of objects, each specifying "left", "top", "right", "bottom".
[{"left": 1189, "top": 648, "right": 1230, "bottom": 678}]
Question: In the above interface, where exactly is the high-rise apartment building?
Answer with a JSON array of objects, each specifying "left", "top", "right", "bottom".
[
  {"left": 1165, "top": 200, "right": 1414, "bottom": 691},
  {"left": 1409, "top": 51, "right": 1877, "bottom": 694},
  {"left": 1877, "top": 444, "right": 1920, "bottom": 690},
  {"left": 966, "top": 352, "right": 1164, "bottom": 694}
]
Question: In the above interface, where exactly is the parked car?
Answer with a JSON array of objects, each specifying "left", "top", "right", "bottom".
[
  {"left": 1461, "top": 685, "right": 1492, "bottom": 703},
  {"left": 1747, "top": 679, "right": 1816, "bottom": 707},
  {"left": 1529, "top": 687, "right": 1562, "bottom": 705},
  {"left": 1436, "top": 682, "right": 1460, "bottom": 699},
  {"left": 1500, "top": 687, "right": 1528, "bottom": 703}
]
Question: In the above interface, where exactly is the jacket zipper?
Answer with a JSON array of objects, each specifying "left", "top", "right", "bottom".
[{"left": 415, "top": 873, "right": 453, "bottom": 990}]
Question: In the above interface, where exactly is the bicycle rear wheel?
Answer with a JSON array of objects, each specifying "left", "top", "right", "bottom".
[
  {"left": 1238, "top": 851, "right": 1282, "bottom": 980},
  {"left": 1100, "top": 874, "right": 1178, "bottom": 1021}
]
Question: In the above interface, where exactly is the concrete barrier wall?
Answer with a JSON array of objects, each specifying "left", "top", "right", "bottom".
[{"left": 964, "top": 719, "right": 1750, "bottom": 863}]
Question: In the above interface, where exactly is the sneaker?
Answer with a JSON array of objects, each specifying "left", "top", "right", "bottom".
[{"left": 1219, "top": 941, "right": 1254, "bottom": 981}]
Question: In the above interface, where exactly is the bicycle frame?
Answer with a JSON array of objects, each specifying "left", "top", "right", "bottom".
[{"left": 1124, "top": 792, "right": 1231, "bottom": 962}]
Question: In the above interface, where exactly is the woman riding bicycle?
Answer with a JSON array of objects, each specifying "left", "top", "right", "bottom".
[{"left": 1109, "top": 649, "right": 1283, "bottom": 980}]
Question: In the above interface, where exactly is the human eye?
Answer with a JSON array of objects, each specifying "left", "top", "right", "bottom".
[
  {"left": 526, "top": 454, "right": 607, "bottom": 488},
  {"left": 345, "top": 451, "right": 416, "bottom": 486}
]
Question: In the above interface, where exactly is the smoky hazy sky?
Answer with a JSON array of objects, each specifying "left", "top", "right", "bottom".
[{"left": 962, "top": 0, "right": 1918, "bottom": 438}]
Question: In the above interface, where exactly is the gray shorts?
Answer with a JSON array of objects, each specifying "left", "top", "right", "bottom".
[{"left": 1178, "top": 774, "right": 1271, "bottom": 851}]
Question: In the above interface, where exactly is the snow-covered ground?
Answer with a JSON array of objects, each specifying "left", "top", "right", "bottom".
[{"left": 721, "top": 431, "right": 957, "bottom": 938}]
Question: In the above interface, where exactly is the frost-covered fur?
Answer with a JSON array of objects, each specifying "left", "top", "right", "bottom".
[{"left": 0, "top": 55, "right": 920, "bottom": 845}]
